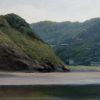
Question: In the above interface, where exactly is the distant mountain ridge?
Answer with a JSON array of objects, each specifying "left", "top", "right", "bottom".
[
  {"left": 30, "top": 18, "right": 100, "bottom": 44},
  {"left": 31, "top": 18, "right": 100, "bottom": 65},
  {"left": 0, "top": 13, "right": 69, "bottom": 72}
]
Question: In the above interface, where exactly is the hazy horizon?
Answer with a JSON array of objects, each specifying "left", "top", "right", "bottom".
[{"left": 1, "top": 0, "right": 100, "bottom": 23}]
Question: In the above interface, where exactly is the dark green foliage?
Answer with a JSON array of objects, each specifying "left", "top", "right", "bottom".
[
  {"left": 4, "top": 13, "right": 29, "bottom": 29},
  {"left": 5, "top": 13, "right": 41, "bottom": 40}
]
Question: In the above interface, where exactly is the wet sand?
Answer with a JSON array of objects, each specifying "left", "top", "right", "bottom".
[{"left": 0, "top": 72, "right": 100, "bottom": 85}]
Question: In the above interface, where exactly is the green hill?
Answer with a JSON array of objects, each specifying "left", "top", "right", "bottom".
[{"left": 0, "top": 13, "right": 69, "bottom": 72}]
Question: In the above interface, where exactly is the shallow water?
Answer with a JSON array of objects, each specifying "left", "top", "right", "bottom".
[{"left": 0, "top": 85, "right": 100, "bottom": 100}]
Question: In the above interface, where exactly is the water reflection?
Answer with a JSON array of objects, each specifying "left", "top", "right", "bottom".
[
  {"left": 0, "top": 85, "right": 100, "bottom": 100},
  {"left": 0, "top": 97, "right": 67, "bottom": 100},
  {"left": 0, "top": 97, "right": 99, "bottom": 100}
]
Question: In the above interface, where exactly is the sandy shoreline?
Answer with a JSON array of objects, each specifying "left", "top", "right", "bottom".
[{"left": 0, "top": 72, "right": 100, "bottom": 85}]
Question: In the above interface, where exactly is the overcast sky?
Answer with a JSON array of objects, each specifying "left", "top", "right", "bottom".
[{"left": 0, "top": 0, "right": 100, "bottom": 23}]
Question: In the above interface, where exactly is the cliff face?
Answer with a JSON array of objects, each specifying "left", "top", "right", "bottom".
[{"left": 0, "top": 14, "right": 69, "bottom": 72}]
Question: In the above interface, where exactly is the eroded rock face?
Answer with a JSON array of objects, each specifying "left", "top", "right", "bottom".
[
  {"left": 0, "top": 43, "right": 30, "bottom": 70},
  {"left": 0, "top": 43, "right": 69, "bottom": 72}
]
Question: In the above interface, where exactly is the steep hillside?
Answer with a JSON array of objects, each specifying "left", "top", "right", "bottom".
[
  {"left": 0, "top": 14, "right": 69, "bottom": 72},
  {"left": 30, "top": 18, "right": 100, "bottom": 44}
]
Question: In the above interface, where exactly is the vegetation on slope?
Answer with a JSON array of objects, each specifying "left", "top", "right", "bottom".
[{"left": 0, "top": 13, "right": 69, "bottom": 72}]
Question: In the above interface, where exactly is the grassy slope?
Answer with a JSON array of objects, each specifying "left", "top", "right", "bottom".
[
  {"left": 69, "top": 65, "right": 100, "bottom": 71},
  {"left": 0, "top": 14, "right": 67, "bottom": 71}
]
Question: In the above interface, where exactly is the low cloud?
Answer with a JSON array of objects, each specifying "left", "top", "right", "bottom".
[{"left": 0, "top": 0, "right": 100, "bottom": 23}]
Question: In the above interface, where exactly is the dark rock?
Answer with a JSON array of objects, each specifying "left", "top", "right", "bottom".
[{"left": 0, "top": 43, "right": 30, "bottom": 71}]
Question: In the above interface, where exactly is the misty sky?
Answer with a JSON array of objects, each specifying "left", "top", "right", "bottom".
[{"left": 0, "top": 0, "right": 100, "bottom": 23}]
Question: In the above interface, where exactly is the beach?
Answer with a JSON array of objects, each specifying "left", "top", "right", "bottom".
[{"left": 0, "top": 72, "right": 100, "bottom": 85}]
